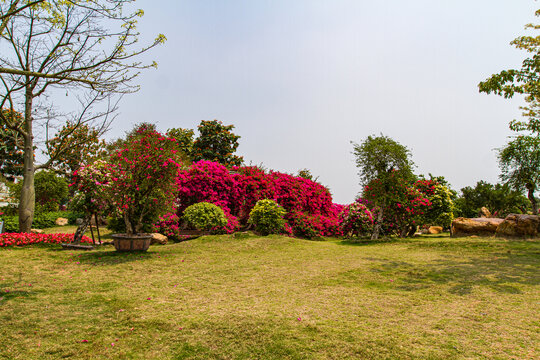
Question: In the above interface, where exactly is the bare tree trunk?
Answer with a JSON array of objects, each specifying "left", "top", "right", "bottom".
[
  {"left": 18, "top": 89, "right": 35, "bottom": 233},
  {"left": 371, "top": 207, "right": 384, "bottom": 240},
  {"left": 527, "top": 183, "right": 538, "bottom": 214}
]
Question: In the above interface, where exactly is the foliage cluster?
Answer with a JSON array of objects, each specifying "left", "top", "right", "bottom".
[
  {"left": 10, "top": 171, "right": 68, "bottom": 212},
  {"left": 454, "top": 181, "right": 530, "bottom": 218},
  {"left": 73, "top": 125, "right": 182, "bottom": 235},
  {"left": 338, "top": 200, "right": 374, "bottom": 238},
  {"left": 248, "top": 199, "right": 287, "bottom": 236},
  {"left": 182, "top": 202, "right": 228, "bottom": 232},
  {"left": 174, "top": 160, "right": 341, "bottom": 238}
]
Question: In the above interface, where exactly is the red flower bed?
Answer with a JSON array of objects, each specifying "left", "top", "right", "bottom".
[{"left": 0, "top": 233, "right": 92, "bottom": 247}]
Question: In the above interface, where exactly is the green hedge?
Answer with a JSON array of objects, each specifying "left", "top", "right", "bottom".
[{"left": 0, "top": 211, "right": 83, "bottom": 232}]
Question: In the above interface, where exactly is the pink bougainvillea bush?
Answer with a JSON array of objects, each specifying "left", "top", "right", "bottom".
[
  {"left": 173, "top": 161, "right": 343, "bottom": 238},
  {"left": 363, "top": 171, "right": 432, "bottom": 237},
  {"left": 0, "top": 233, "right": 92, "bottom": 247},
  {"left": 74, "top": 125, "right": 183, "bottom": 235},
  {"left": 339, "top": 201, "right": 374, "bottom": 238}
]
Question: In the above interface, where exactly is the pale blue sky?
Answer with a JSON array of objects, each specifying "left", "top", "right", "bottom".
[{"left": 109, "top": 0, "right": 536, "bottom": 204}]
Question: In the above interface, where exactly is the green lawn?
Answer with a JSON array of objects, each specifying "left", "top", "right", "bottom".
[{"left": 0, "top": 233, "right": 538, "bottom": 359}]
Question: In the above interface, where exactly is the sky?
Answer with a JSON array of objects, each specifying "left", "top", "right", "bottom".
[{"left": 105, "top": 0, "right": 537, "bottom": 204}]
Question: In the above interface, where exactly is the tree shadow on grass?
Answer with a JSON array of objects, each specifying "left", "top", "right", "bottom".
[
  {"left": 63, "top": 249, "right": 157, "bottom": 266},
  {"left": 0, "top": 280, "right": 42, "bottom": 304},
  {"left": 371, "top": 249, "right": 540, "bottom": 295},
  {"left": 337, "top": 237, "right": 414, "bottom": 247}
]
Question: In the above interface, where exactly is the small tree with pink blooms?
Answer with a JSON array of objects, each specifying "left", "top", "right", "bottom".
[{"left": 104, "top": 125, "right": 182, "bottom": 235}]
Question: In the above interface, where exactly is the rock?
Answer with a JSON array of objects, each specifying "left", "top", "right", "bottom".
[
  {"left": 75, "top": 218, "right": 84, "bottom": 225},
  {"left": 428, "top": 226, "right": 443, "bottom": 234},
  {"left": 55, "top": 217, "right": 69, "bottom": 226},
  {"left": 451, "top": 217, "right": 504, "bottom": 237},
  {"left": 479, "top": 207, "right": 492, "bottom": 218},
  {"left": 150, "top": 233, "right": 168, "bottom": 245},
  {"left": 31, "top": 229, "right": 44, "bottom": 234},
  {"left": 496, "top": 214, "right": 540, "bottom": 238}
]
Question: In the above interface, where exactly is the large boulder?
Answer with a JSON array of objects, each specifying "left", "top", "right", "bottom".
[
  {"left": 150, "top": 233, "right": 168, "bottom": 245},
  {"left": 451, "top": 217, "right": 504, "bottom": 237},
  {"left": 496, "top": 214, "right": 540, "bottom": 238},
  {"left": 55, "top": 217, "right": 69, "bottom": 226}
]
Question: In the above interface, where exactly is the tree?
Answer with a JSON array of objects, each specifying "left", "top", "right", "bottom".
[
  {"left": 166, "top": 127, "right": 195, "bottom": 164},
  {"left": 352, "top": 134, "right": 415, "bottom": 239},
  {"left": 192, "top": 120, "right": 243, "bottom": 167},
  {"left": 454, "top": 181, "right": 530, "bottom": 218},
  {"left": 0, "top": 1, "right": 165, "bottom": 232},
  {"left": 0, "top": 1, "right": 45, "bottom": 37},
  {"left": 48, "top": 121, "right": 107, "bottom": 177},
  {"left": 10, "top": 170, "right": 68, "bottom": 211},
  {"left": 0, "top": 109, "right": 24, "bottom": 181},
  {"left": 478, "top": 9, "right": 540, "bottom": 104},
  {"left": 415, "top": 178, "right": 455, "bottom": 229},
  {"left": 498, "top": 135, "right": 540, "bottom": 214}
]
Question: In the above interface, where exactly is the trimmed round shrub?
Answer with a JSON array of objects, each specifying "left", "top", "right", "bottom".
[
  {"left": 183, "top": 202, "right": 227, "bottom": 231},
  {"left": 248, "top": 199, "right": 286, "bottom": 236}
]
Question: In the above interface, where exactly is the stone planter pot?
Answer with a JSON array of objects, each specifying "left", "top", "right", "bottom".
[{"left": 112, "top": 233, "right": 152, "bottom": 252}]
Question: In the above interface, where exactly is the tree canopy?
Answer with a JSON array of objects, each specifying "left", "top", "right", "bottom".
[{"left": 0, "top": 0, "right": 165, "bottom": 232}]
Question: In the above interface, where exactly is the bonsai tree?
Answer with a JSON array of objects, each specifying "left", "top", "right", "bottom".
[{"left": 104, "top": 125, "right": 182, "bottom": 235}]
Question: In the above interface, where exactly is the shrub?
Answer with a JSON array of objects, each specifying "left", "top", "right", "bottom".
[
  {"left": 248, "top": 199, "right": 286, "bottom": 235},
  {"left": 339, "top": 201, "right": 373, "bottom": 238},
  {"left": 1, "top": 215, "right": 18, "bottom": 232},
  {"left": 182, "top": 202, "right": 227, "bottom": 232},
  {"left": 10, "top": 171, "right": 68, "bottom": 211}
]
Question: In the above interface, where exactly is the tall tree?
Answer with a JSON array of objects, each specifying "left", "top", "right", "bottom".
[
  {"left": 0, "top": 1, "right": 165, "bottom": 232},
  {"left": 352, "top": 134, "right": 415, "bottom": 239},
  {"left": 192, "top": 120, "right": 243, "bottom": 167},
  {"left": 498, "top": 135, "right": 540, "bottom": 214},
  {"left": 478, "top": 9, "right": 540, "bottom": 108}
]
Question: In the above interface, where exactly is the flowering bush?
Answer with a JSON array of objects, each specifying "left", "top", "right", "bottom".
[
  {"left": 339, "top": 201, "right": 374, "bottom": 238},
  {"left": 0, "top": 233, "right": 92, "bottom": 247},
  {"left": 175, "top": 161, "right": 342, "bottom": 238},
  {"left": 248, "top": 199, "right": 286, "bottom": 235},
  {"left": 74, "top": 125, "right": 182, "bottom": 235},
  {"left": 363, "top": 171, "right": 431, "bottom": 237},
  {"left": 415, "top": 179, "right": 455, "bottom": 228},
  {"left": 182, "top": 202, "right": 227, "bottom": 232}
]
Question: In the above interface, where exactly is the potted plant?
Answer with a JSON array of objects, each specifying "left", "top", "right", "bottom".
[{"left": 80, "top": 124, "right": 182, "bottom": 251}]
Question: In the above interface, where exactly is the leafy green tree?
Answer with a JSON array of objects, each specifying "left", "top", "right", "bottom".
[
  {"left": 0, "top": 1, "right": 165, "bottom": 232},
  {"left": 10, "top": 170, "right": 68, "bottom": 211},
  {"left": 48, "top": 121, "right": 107, "bottom": 177},
  {"left": 352, "top": 134, "right": 415, "bottom": 239},
  {"left": 0, "top": 110, "right": 24, "bottom": 181},
  {"left": 478, "top": 9, "right": 540, "bottom": 104},
  {"left": 454, "top": 181, "right": 530, "bottom": 218},
  {"left": 498, "top": 135, "right": 540, "bottom": 214},
  {"left": 166, "top": 127, "right": 195, "bottom": 164},
  {"left": 415, "top": 177, "right": 456, "bottom": 228},
  {"left": 479, "top": 8, "right": 540, "bottom": 137},
  {"left": 192, "top": 120, "right": 243, "bottom": 167}
]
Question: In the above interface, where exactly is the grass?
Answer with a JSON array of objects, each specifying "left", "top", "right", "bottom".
[{"left": 0, "top": 231, "right": 539, "bottom": 359}]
